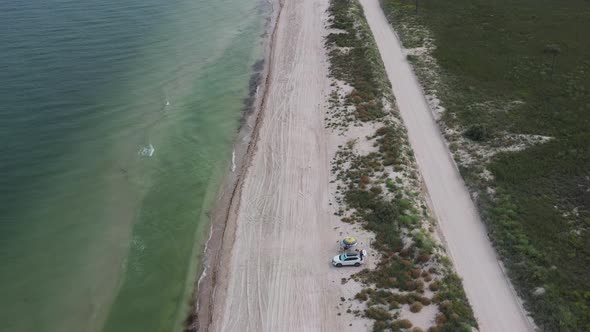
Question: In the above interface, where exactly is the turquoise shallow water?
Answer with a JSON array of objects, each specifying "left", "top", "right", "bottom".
[{"left": 0, "top": 0, "right": 266, "bottom": 331}]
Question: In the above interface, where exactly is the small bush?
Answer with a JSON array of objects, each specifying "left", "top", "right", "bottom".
[
  {"left": 355, "top": 292, "right": 368, "bottom": 301},
  {"left": 439, "top": 300, "right": 452, "bottom": 310},
  {"left": 429, "top": 280, "right": 441, "bottom": 291},
  {"left": 396, "top": 294, "right": 408, "bottom": 304},
  {"left": 410, "top": 301, "right": 424, "bottom": 313},
  {"left": 405, "top": 280, "right": 417, "bottom": 291},
  {"left": 360, "top": 175, "right": 371, "bottom": 186},
  {"left": 415, "top": 279, "right": 425, "bottom": 292},
  {"left": 400, "top": 259, "right": 412, "bottom": 266},
  {"left": 406, "top": 292, "right": 422, "bottom": 303},
  {"left": 400, "top": 248, "right": 411, "bottom": 257},
  {"left": 355, "top": 288, "right": 373, "bottom": 301},
  {"left": 372, "top": 320, "right": 389, "bottom": 332},
  {"left": 341, "top": 217, "right": 354, "bottom": 223},
  {"left": 376, "top": 126, "right": 388, "bottom": 136},
  {"left": 365, "top": 306, "right": 392, "bottom": 321},
  {"left": 464, "top": 124, "right": 489, "bottom": 142},
  {"left": 397, "top": 319, "right": 413, "bottom": 329},
  {"left": 388, "top": 301, "right": 400, "bottom": 310},
  {"left": 435, "top": 313, "right": 447, "bottom": 326},
  {"left": 417, "top": 252, "right": 431, "bottom": 263},
  {"left": 382, "top": 157, "right": 396, "bottom": 166},
  {"left": 411, "top": 268, "right": 422, "bottom": 279},
  {"left": 431, "top": 294, "right": 441, "bottom": 303},
  {"left": 370, "top": 290, "right": 394, "bottom": 306},
  {"left": 420, "top": 296, "right": 432, "bottom": 306},
  {"left": 413, "top": 230, "right": 435, "bottom": 253},
  {"left": 370, "top": 186, "right": 383, "bottom": 195}
]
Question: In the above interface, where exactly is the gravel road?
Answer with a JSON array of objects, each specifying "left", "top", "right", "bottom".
[{"left": 358, "top": 0, "right": 535, "bottom": 330}]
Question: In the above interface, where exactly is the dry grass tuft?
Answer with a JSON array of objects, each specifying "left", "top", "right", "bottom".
[{"left": 410, "top": 301, "right": 424, "bottom": 313}]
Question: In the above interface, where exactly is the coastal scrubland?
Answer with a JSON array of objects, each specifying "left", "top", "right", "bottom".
[
  {"left": 325, "top": 0, "right": 477, "bottom": 330},
  {"left": 380, "top": 0, "right": 590, "bottom": 329}
]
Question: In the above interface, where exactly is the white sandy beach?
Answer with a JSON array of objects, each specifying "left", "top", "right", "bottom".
[
  {"left": 208, "top": 0, "right": 351, "bottom": 330},
  {"left": 204, "top": 0, "right": 535, "bottom": 330}
]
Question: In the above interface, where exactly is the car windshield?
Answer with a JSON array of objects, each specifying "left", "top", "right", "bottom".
[{"left": 340, "top": 254, "right": 347, "bottom": 261}]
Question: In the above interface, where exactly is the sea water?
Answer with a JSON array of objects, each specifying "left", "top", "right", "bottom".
[{"left": 0, "top": 0, "right": 266, "bottom": 331}]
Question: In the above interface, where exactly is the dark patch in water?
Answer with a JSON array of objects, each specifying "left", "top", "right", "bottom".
[
  {"left": 238, "top": 59, "right": 265, "bottom": 130},
  {"left": 184, "top": 310, "right": 198, "bottom": 331},
  {"left": 183, "top": 59, "right": 266, "bottom": 332},
  {"left": 252, "top": 58, "right": 265, "bottom": 72}
]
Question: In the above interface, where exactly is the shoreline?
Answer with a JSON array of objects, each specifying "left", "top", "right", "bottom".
[
  {"left": 203, "top": 0, "right": 352, "bottom": 327},
  {"left": 185, "top": 0, "right": 527, "bottom": 329},
  {"left": 185, "top": 0, "right": 282, "bottom": 330},
  {"left": 188, "top": 0, "right": 477, "bottom": 328}
]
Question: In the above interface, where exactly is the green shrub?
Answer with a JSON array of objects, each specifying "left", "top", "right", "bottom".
[
  {"left": 420, "top": 296, "right": 432, "bottom": 305},
  {"left": 417, "top": 252, "right": 431, "bottom": 263},
  {"left": 325, "top": 0, "right": 389, "bottom": 121},
  {"left": 356, "top": 288, "right": 374, "bottom": 302},
  {"left": 380, "top": 0, "right": 590, "bottom": 326},
  {"left": 365, "top": 306, "right": 392, "bottom": 321},
  {"left": 429, "top": 281, "right": 440, "bottom": 291},
  {"left": 410, "top": 301, "right": 424, "bottom": 313},
  {"left": 435, "top": 313, "right": 447, "bottom": 326},
  {"left": 463, "top": 124, "right": 489, "bottom": 142},
  {"left": 411, "top": 268, "right": 422, "bottom": 279},
  {"left": 397, "top": 319, "right": 413, "bottom": 329},
  {"left": 372, "top": 320, "right": 389, "bottom": 332}
]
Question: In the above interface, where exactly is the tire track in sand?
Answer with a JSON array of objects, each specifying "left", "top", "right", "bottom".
[{"left": 208, "top": 0, "right": 345, "bottom": 329}]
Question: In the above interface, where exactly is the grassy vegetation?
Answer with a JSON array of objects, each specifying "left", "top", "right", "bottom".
[
  {"left": 325, "top": 0, "right": 392, "bottom": 122},
  {"left": 333, "top": 131, "right": 476, "bottom": 332},
  {"left": 326, "top": 0, "right": 478, "bottom": 330},
  {"left": 380, "top": 0, "right": 590, "bottom": 329}
]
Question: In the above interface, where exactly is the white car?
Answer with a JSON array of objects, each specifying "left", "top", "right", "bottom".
[{"left": 332, "top": 250, "right": 367, "bottom": 267}]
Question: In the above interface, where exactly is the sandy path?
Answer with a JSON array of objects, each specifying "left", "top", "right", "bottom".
[
  {"left": 208, "top": 0, "right": 346, "bottom": 330},
  {"left": 358, "top": 0, "right": 534, "bottom": 331}
]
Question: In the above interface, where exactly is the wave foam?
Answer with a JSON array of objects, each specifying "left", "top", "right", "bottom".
[{"left": 138, "top": 144, "right": 155, "bottom": 157}]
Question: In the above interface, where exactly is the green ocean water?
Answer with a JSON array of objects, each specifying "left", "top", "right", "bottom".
[{"left": 0, "top": 0, "right": 266, "bottom": 331}]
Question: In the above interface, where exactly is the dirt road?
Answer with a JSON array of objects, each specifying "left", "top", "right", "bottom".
[
  {"left": 358, "top": 0, "right": 534, "bottom": 331},
  {"left": 207, "top": 0, "right": 348, "bottom": 330}
]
